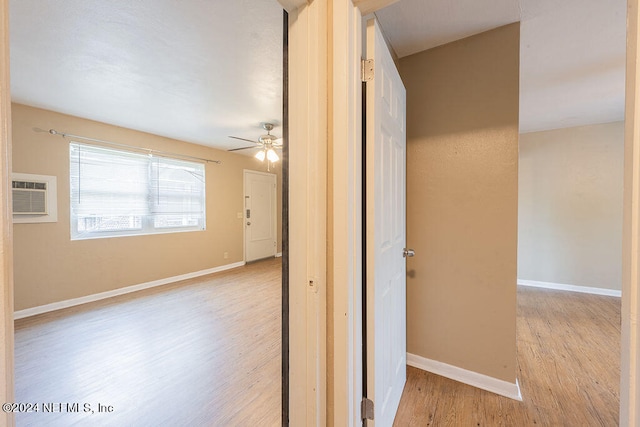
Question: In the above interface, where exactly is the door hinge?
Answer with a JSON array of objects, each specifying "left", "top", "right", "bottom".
[
  {"left": 361, "top": 397, "right": 374, "bottom": 420},
  {"left": 362, "top": 59, "right": 374, "bottom": 82}
]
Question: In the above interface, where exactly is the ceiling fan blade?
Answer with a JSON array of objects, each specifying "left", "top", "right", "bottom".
[
  {"left": 228, "top": 146, "right": 259, "bottom": 152},
  {"left": 228, "top": 136, "right": 259, "bottom": 144}
]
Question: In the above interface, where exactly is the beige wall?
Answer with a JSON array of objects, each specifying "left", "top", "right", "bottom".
[
  {"left": 519, "top": 122, "right": 624, "bottom": 290},
  {"left": 11, "top": 103, "right": 282, "bottom": 311},
  {"left": 400, "top": 23, "right": 520, "bottom": 383}
]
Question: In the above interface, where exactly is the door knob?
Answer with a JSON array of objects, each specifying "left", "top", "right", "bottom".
[
  {"left": 247, "top": 222, "right": 251, "bottom": 226},
  {"left": 403, "top": 248, "right": 415, "bottom": 258}
]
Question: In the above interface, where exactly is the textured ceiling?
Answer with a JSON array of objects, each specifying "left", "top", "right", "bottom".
[
  {"left": 518, "top": 0, "right": 626, "bottom": 133},
  {"left": 10, "top": 0, "right": 626, "bottom": 143},
  {"left": 376, "top": 0, "right": 626, "bottom": 133},
  {"left": 375, "top": 0, "right": 522, "bottom": 58},
  {"left": 10, "top": 0, "right": 284, "bottom": 152}
]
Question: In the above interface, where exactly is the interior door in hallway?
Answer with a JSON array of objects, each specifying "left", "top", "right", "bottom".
[
  {"left": 244, "top": 170, "right": 277, "bottom": 262},
  {"left": 365, "top": 18, "right": 408, "bottom": 427}
]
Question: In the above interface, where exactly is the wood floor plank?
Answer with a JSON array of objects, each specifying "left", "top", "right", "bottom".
[
  {"left": 14, "top": 266, "right": 620, "bottom": 425},
  {"left": 394, "top": 286, "right": 620, "bottom": 426},
  {"left": 14, "top": 258, "right": 282, "bottom": 427}
]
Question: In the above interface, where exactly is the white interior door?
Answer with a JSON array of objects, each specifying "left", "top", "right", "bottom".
[
  {"left": 365, "top": 18, "right": 407, "bottom": 426},
  {"left": 244, "top": 170, "right": 277, "bottom": 262}
]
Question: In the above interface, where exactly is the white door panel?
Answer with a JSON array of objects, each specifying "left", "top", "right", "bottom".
[
  {"left": 366, "top": 18, "right": 407, "bottom": 427},
  {"left": 244, "top": 170, "right": 277, "bottom": 262}
]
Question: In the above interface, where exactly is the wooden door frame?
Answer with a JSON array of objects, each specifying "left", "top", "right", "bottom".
[
  {"left": 284, "top": 0, "right": 368, "bottom": 423},
  {"left": 622, "top": 0, "right": 640, "bottom": 424},
  {"left": 329, "top": 2, "right": 366, "bottom": 424},
  {"left": 285, "top": 2, "right": 328, "bottom": 424},
  {"left": 285, "top": 0, "right": 394, "bottom": 424},
  {"left": 0, "top": 1, "right": 14, "bottom": 424}
]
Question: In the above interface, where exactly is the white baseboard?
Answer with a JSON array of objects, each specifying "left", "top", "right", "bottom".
[
  {"left": 407, "top": 353, "right": 522, "bottom": 401},
  {"left": 275, "top": 252, "right": 283, "bottom": 258},
  {"left": 517, "top": 279, "right": 621, "bottom": 297},
  {"left": 14, "top": 261, "right": 246, "bottom": 320}
]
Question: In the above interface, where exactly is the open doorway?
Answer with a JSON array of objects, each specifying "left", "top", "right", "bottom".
[
  {"left": 9, "top": 0, "right": 287, "bottom": 425},
  {"left": 372, "top": 0, "right": 624, "bottom": 424},
  {"left": 516, "top": 125, "right": 622, "bottom": 425},
  {"left": 515, "top": 1, "right": 623, "bottom": 424}
]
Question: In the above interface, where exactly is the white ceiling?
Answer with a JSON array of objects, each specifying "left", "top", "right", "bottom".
[
  {"left": 10, "top": 0, "right": 284, "bottom": 151},
  {"left": 10, "top": 0, "right": 627, "bottom": 145},
  {"left": 376, "top": 0, "right": 627, "bottom": 133}
]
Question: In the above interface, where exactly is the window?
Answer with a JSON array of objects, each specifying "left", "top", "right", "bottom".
[{"left": 70, "top": 143, "right": 205, "bottom": 240}]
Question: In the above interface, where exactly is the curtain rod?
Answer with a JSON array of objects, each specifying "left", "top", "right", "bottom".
[{"left": 43, "top": 128, "right": 222, "bottom": 164}]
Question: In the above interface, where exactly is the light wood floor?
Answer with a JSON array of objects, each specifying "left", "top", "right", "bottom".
[
  {"left": 14, "top": 258, "right": 282, "bottom": 427},
  {"left": 394, "top": 286, "right": 621, "bottom": 426}
]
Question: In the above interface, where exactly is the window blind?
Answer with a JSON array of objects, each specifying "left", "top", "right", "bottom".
[
  {"left": 70, "top": 142, "right": 206, "bottom": 239},
  {"left": 150, "top": 156, "right": 206, "bottom": 228}
]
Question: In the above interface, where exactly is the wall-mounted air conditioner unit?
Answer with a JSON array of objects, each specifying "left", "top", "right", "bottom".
[
  {"left": 12, "top": 173, "right": 58, "bottom": 224},
  {"left": 13, "top": 180, "right": 47, "bottom": 214}
]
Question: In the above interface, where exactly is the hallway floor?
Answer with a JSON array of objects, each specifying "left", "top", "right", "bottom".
[{"left": 394, "top": 286, "right": 620, "bottom": 426}]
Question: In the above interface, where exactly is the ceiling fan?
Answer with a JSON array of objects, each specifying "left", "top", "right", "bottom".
[{"left": 228, "top": 123, "right": 283, "bottom": 163}]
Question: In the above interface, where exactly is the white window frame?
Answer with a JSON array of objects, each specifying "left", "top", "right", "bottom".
[{"left": 69, "top": 142, "right": 206, "bottom": 240}]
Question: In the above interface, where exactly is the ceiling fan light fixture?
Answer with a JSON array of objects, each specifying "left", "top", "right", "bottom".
[
  {"left": 266, "top": 148, "right": 279, "bottom": 162},
  {"left": 255, "top": 150, "right": 266, "bottom": 161}
]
